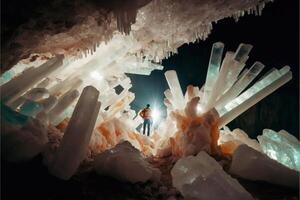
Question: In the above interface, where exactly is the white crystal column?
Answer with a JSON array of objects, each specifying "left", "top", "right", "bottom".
[
  {"left": 218, "top": 66, "right": 292, "bottom": 127},
  {"left": 48, "top": 86, "right": 100, "bottom": 180},
  {"left": 39, "top": 95, "right": 58, "bottom": 112},
  {"left": 204, "top": 52, "right": 234, "bottom": 110},
  {"left": 36, "top": 78, "right": 51, "bottom": 88},
  {"left": 215, "top": 62, "right": 264, "bottom": 109},
  {"left": 1, "top": 55, "right": 64, "bottom": 104},
  {"left": 165, "top": 70, "right": 185, "bottom": 110},
  {"left": 105, "top": 92, "right": 135, "bottom": 120},
  {"left": 233, "top": 43, "right": 253, "bottom": 62},
  {"left": 202, "top": 42, "right": 224, "bottom": 106},
  {"left": 6, "top": 88, "right": 49, "bottom": 109},
  {"left": 48, "top": 89, "right": 80, "bottom": 124},
  {"left": 48, "top": 76, "right": 82, "bottom": 96}
]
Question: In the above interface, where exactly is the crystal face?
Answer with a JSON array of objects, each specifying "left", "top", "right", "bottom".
[
  {"left": 171, "top": 151, "right": 254, "bottom": 200},
  {"left": 258, "top": 129, "right": 300, "bottom": 171}
]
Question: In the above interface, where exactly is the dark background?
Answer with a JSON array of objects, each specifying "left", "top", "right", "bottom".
[{"left": 128, "top": 0, "right": 299, "bottom": 139}]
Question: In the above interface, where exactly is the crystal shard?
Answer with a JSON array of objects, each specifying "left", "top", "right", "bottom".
[
  {"left": 94, "top": 141, "right": 161, "bottom": 183},
  {"left": 164, "top": 70, "right": 185, "bottom": 110},
  {"left": 1, "top": 55, "right": 64, "bottom": 104},
  {"left": 201, "top": 42, "right": 224, "bottom": 106},
  {"left": 257, "top": 129, "right": 300, "bottom": 171},
  {"left": 218, "top": 66, "right": 292, "bottom": 127},
  {"left": 48, "top": 86, "right": 100, "bottom": 180},
  {"left": 171, "top": 151, "right": 254, "bottom": 200},
  {"left": 48, "top": 89, "right": 80, "bottom": 125},
  {"left": 229, "top": 145, "right": 299, "bottom": 188},
  {"left": 215, "top": 62, "right": 264, "bottom": 110}
]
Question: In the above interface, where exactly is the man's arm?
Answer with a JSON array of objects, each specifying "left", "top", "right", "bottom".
[{"left": 139, "top": 109, "right": 144, "bottom": 118}]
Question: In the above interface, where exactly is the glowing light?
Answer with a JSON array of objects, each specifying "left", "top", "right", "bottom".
[
  {"left": 197, "top": 104, "right": 204, "bottom": 114},
  {"left": 90, "top": 71, "right": 103, "bottom": 81},
  {"left": 152, "top": 108, "right": 161, "bottom": 125}
]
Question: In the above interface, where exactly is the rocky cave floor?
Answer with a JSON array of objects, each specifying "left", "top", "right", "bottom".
[{"left": 2, "top": 155, "right": 299, "bottom": 200}]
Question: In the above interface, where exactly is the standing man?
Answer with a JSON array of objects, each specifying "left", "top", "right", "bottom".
[{"left": 139, "top": 104, "right": 152, "bottom": 136}]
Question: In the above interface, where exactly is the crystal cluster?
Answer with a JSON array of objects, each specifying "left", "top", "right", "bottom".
[
  {"left": 258, "top": 129, "right": 300, "bottom": 171},
  {"left": 157, "top": 42, "right": 292, "bottom": 159},
  {"left": 229, "top": 145, "right": 299, "bottom": 188},
  {"left": 171, "top": 151, "right": 254, "bottom": 200},
  {"left": 0, "top": 40, "right": 297, "bottom": 197},
  {"left": 218, "top": 127, "right": 300, "bottom": 172}
]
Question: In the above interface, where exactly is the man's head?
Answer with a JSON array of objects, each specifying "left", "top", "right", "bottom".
[{"left": 146, "top": 104, "right": 150, "bottom": 108}]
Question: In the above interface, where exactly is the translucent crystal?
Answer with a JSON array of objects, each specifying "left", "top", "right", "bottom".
[
  {"left": 164, "top": 70, "right": 185, "bottom": 110},
  {"left": 1, "top": 102, "right": 29, "bottom": 126},
  {"left": 48, "top": 89, "right": 80, "bottom": 124},
  {"left": 215, "top": 62, "right": 264, "bottom": 110},
  {"left": 48, "top": 86, "right": 100, "bottom": 180},
  {"left": 171, "top": 151, "right": 254, "bottom": 200},
  {"left": 233, "top": 43, "right": 253, "bottom": 62},
  {"left": 202, "top": 42, "right": 224, "bottom": 106},
  {"left": 257, "top": 129, "right": 300, "bottom": 171},
  {"left": 218, "top": 66, "right": 292, "bottom": 127},
  {"left": 19, "top": 100, "right": 43, "bottom": 117},
  {"left": 1, "top": 55, "right": 64, "bottom": 104},
  {"left": 229, "top": 145, "right": 299, "bottom": 188}
]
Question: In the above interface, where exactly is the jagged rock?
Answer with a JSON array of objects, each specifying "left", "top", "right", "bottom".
[
  {"left": 229, "top": 145, "right": 299, "bottom": 188},
  {"left": 171, "top": 151, "right": 253, "bottom": 200},
  {"left": 94, "top": 141, "right": 161, "bottom": 183}
]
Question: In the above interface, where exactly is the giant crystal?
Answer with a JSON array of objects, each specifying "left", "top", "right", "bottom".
[
  {"left": 48, "top": 86, "right": 100, "bottom": 180},
  {"left": 1, "top": 55, "right": 64, "bottom": 104},
  {"left": 164, "top": 70, "right": 185, "bottom": 110},
  {"left": 218, "top": 66, "right": 292, "bottom": 127},
  {"left": 257, "top": 129, "right": 300, "bottom": 171},
  {"left": 201, "top": 42, "right": 224, "bottom": 106}
]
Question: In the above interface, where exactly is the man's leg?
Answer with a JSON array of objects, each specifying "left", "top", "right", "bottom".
[
  {"left": 147, "top": 120, "right": 150, "bottom": 136},
  {"left": 143, "top": 121, "right": 146, "bottom": 135}
]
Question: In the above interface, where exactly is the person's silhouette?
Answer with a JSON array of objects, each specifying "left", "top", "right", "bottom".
[{"left": 139, "top": 104, "right": 152, "bottom": 136}]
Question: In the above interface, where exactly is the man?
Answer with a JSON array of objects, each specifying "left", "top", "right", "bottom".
[{"left": 139, "top": 104, "right": 152, "bottom": 136}]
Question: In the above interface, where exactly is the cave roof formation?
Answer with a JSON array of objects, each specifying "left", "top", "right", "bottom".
[{"left": 2, "top": 0, "right": 272, "bottom": 73}]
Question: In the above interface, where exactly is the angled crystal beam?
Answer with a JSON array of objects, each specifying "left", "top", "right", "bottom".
[
  {"left": 48, "top": 89, "right": 80, "bottom": 124},
  {"left": 39, "top": 95, "right": 58, "bottom": 112},
  {"left": 215, "top": 62, "right": 265, "bottom": 110},
  {"left": 101, "top": 88, "right": 129, "bottom": 110},
  {"left": 1, "top": 55, "right": 64, "bottom": 104},
  {"left": 201, "top": 42, "right": 224, "bottom": 105},
  {"left": 48, "top": 86, "right": 100, "bottom": 180},
  {"left": 218, "top": 66, "right": 292, "bottom": 127},
  {"left": 6, "top": 88, "right": 49, "bottom": 108},
  {"left": 204, "top": 52, "right": 234, "bottom": 110},
  {"left": 233, "top": 43, "right": 253, "bottom": 63},
  {"left": 164, "top": 89, "right": 176, "bottom": 105},
  {"left": 48, "top": 76, "right": 82, "bottom": 96},
  {"left": 7, "top": 97, "right": 26, "bottom": 110},
  {"left": 165, "top": 70, "right": 185, "bottom": 110},
  {"left": 36, "top": 78, "right": 51, "bottom": 88},
  {"left": 19, "top": 100, "right": 43, "bottom": 117},
  {"left": 105, "top": 92, "right": 135, "bottom": 120}
]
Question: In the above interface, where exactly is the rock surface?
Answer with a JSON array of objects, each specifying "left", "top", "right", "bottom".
[
  {"left": 94, "top": 141, "right": 161, "bottom": 183},
  {"left": 229, "top": 145, "right": 299, "bottom": 189},
  {"left": 1, "top": 116, "right": 48, "bottom": 162}
]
